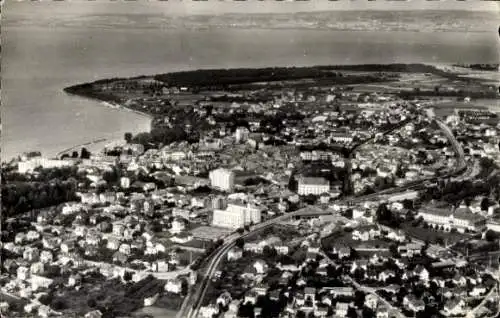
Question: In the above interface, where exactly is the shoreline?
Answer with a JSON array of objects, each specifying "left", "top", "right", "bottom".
[{"left": 51, "top": 63, "right": 500, "bottom": 160}]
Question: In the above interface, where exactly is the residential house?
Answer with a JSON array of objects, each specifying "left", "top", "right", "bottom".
[
  {"left": 443, "top": 299, "right": 466, "bottom": 317},
  {"left": 335, "top": 302, "right": 350, "bottom": 317},
  {"left": 413, "top": 265, "right": 430, "bottom": 282},
  {"left": 365, "top": 294, "right": 378, "bottom": 310},
  {"left": 227, "top": 247, "right": 243, "bottom": 261},
  {"left": 15, "top": 233, "right": 26, "bottom": 245},
  {"left": 23, "top": 247, "right": 40, "bottom": 262},
  {"left": 199, "top": 304, "right": 219, "bottom": 318},
  {"left": 403, "top": 295, "right": 425, "bottom": 312},
  {"left": 165, "top": 279, "right": 183, "bottom": 294},
  {"left": 61, "top": 239, "right": 77, "bottom": 254},
  {"left": 217, "top": 291, "right": 232, "bottom": 307},
  {"left": 40, "top": 251, "right": 53, "bottom": 264},
  {"left": 253, "top": 260, "right": 269, "bottom": 275}
]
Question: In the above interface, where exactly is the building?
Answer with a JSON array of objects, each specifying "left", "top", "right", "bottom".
[
  {"left": 18, "top": 158, "right": 73, "bottom": 174},
  {"left": 209, "top": 168, "right": 235, "bottom": 192},
  {"left": 297, "top": 177, "right": 330, "bottom": 196},
  {"left": 417, "top": 206, "right": 486, "bottom": 232},
  {"left": 235, "top": 127, "right": 250, "bottom": 143},
  {"left": 212, "top": 202, "right": 262, "bottom": 229}
]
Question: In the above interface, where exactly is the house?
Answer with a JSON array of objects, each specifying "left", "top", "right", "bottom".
[
  {"left": 216, "top": 291, "right": 232, "bottom": 307},
  {"left": 199, "top": 304, "right": 219, "bottom": 318},
  {"left": 68, "top": 273, "right": 82, "bottom": 287},
  {"left": 30, "top": 275, "right": 54, "bottom": 291},
  {"left": 23, "top": 247, "right": 40, "bottom": 262},
  {"left": 329, "top": 287, "right": 355, "bottom": 298},
  {"left": 227, "top": 247, "right": 243, "bottom": 261},
  {"left": 165, "top": 279, "right": 183, "bottom": 294},
  {"left": 15, "top": 233, "right": 27, "bottom": 244},
  {"left": 378, "top": 270, "right": 396, "bottom": 282},
  {"left": 107, "top": 238, "right": 121, "bottom": 250},
  {"left": 304, "top": 287, "right": 316, "bottom": 303},
  {"left": 275, "top": 245, "right": 289, "bottom": 255},
  {"left": 413, "top": 265, "right": 429, "bottom": 282},
  {"left": 152, "top": 260, "right": 169, "bottom": 272},
  {"left": 86, "top": 232, "right": 101, "bottom": 246},
  {"left": 38, "top": 305, "right": 52, "bottom": 318},
  {"left": 365, "top": 294, "right": 378, "bottom": 310},
  {"left": 61, "top": 239, "right": 77, "bottom": 254},
  {"left": 469, "top": 286, "right": 487, "bottom": 297},
  {"left": 244, "top": 290, "right": 258, "bottom": 305},
  {"left": 26, "top": 230, "right": 41, "bottom": 242},
  {"left": 452, "top": 273, "right": 467, "bottom": 287},
  {"left": 118, "top": 243, "right": 131, "bottom": 255},
  {"left": 376, "top": 307, "right": 389, "bottom": 318},
  {"left": 144, "top": 293, "right": 159, "bottom": 307},
  {"left": 254, "top": 283, "right": 269, "bottom": 296},
  {"left": 314, "top": 304, "right": 329, "bottom": 318},
  {"left": 112, "top": 251, "right": 128, "bottom": 264},
  {"left": 40, "top": 250, "right": 53, "bottom": 264},
  {"left": 397, "top": 243, "right": 422, "bottom": 257},
  {"left": 443, "top": 298, "right": 466, "bottom": 317},
  {"left": 350, "top": 260, "right": 368, "bottom": 273},
  {"left": 403, "top": 295, "right": 425, "bottom": 312},
  {"left": 335, "top": 302, "right": 350, "bottom": 317},
  {"left": 85, "top": 310, "right": 103, "bottom": 318},
  {"left": 30, "top": 262, "right": 45, "bottom": 275},
  {"left": 253, "top": 260, "right": 269, "bottom": 274}
]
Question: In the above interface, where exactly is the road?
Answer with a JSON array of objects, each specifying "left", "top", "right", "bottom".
[
  {"left": 183, "top": 114, "right": 468, "bottom": 318},
  {"left": 467, "top": 286, "right": 498, "bottom": 318},
  {"left": 345, "top": 276, "right": 405, "bottom": 318}
]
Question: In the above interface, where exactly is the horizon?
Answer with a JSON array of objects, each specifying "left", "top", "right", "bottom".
[{"left": 5, "top": 0, "right": 498, "bottom": 19}]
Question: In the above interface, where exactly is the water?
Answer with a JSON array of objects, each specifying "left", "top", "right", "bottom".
[{"left": 3, "top": 15, "right": 499, "bottom": 161}]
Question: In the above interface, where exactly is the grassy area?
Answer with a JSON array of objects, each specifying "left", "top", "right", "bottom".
[
  {"left": 401, "top": 222, "right": 471, "bottom": 245},
  {"left": 321, "top": 230, "right": 389, "bottom": 250}
]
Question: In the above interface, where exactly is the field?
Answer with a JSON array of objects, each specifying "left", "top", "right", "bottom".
[{"left": 401, "top": 222, "right": 471, "bottom": 245}]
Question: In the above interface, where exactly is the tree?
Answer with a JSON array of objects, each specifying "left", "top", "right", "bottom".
[
  {"left": 354, "top": 290, "right": 366, "bottom": 308},
  {"left": 236, "top": 228, "right": 244, "bottom": 235},
  {"left": 124, "top": 132, "right": 133, "bottom": 143},
  {"left": 481, "top": 198, "right": 490, "bottom": 211},
  {"left": 347, "top": 306, "right": 358, "bottom": 318},
  {"left": 123, "top": 271, "right": 133, "bottom": 282},
  {"left": 235, "top": 238, "right": 244, "bottom": 249},
  {"left": 87, "top": 298, "right": 97, "bottom": 308},
  {"left": 71, "top": 151, "right": 79, "bottom": 158},
  {"left": 80, "top": 147, "right": 91, "bottom": 159},
  {"left": 485, "top": 230, "right": 499, "bottom": 242}
]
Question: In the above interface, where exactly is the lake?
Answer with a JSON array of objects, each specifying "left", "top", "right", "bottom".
[{"left": 3, "top": 16, "right": 499, "bottom": 161}]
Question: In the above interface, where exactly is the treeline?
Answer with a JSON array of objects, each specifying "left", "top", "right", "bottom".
[
  {"left": 153, "top": 65, "right": 398, "bottom": 87},
  {"left": 2, "top": 166, "right": 82, "bottom": 217},
  {"left": 399, "top": 89, "right": 498, "bottom": 100}
]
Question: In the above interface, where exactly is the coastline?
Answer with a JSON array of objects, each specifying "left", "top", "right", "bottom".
[{"left": 52, "top": 90, "right": 154, "bottom": 159}]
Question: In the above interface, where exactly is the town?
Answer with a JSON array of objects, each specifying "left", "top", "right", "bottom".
[{"left": 2, "top": 64, "right": 500, "bottom": 318}]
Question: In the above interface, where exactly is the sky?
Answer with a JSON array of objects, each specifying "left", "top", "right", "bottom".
[{"left": 4, "top": 0, "right": 499, "bottom": 18}]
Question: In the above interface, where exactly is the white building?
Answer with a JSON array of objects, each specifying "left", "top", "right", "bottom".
[
  {"left": 209, "top": 168, "right": 235, "bottom": 192},
  {"left": 235, "top": 127, "right": 250, "bottom": 143},
  {"left": 417, "top": 206, "right": 486, "bottom": 232},
  {"left": 18, "top": 158, "right": 73, "bottom": 174},
  {"left": 297, "top": 177, "right": 330, "bottom": 196},
  {"left": 212, "top": 202, "right": 262, "bottom": 229}
]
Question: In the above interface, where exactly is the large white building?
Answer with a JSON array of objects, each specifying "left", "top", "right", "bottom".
[
  {"left": 212, "top": 202, "right": 262, "bottom": 229},
  {"left": 18, "top": 158, "right": 74, "bottom": 174},
  {"left": 209, "top": 168, "right": 235, "bottom": 192},
  {"left": 297, "top": 177, "right": 330, "bottom": 196},
  {"left": 417, "top": 206, "right": 486, "bottom": 233}
]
